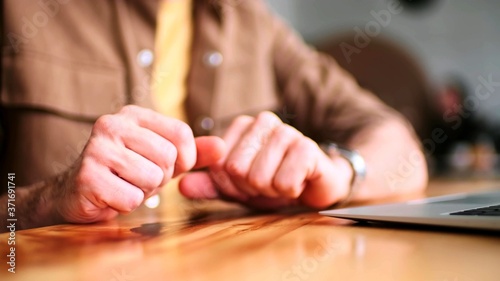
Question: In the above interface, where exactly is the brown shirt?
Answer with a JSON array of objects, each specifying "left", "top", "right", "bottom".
[{"left": 1, "top": 0, "right": 395, "bottom": 189}]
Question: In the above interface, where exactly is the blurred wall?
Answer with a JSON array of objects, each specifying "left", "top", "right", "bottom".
[{"left": 266, "top": 0, "right": 500, "bottom": 124}]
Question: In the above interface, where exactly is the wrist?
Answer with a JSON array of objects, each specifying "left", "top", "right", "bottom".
[
  {"left": 320, "top": 143, "right": 367, "bottom": 206},
  {"left": 42, "top": 177, "right": 67, "bottom": 225},
  {"left": 45, "top": 170, "right": 75, "bottom": 225},
  {"left": 15, "top": 181, "right": 62, "bottom": 230}
]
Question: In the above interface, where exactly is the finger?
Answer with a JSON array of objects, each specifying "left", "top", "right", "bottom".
[
  {"left": 273, "top": 137, "right": 320, "bottom": 198},
  {"left": 228, "top": 176, "right": 261, "bottom": 198},
  {"left": 118, "top": 105, "right": 197, "bottom": 174},
  {"left": 79, "top": 160, "right": 145, "bottom": 214},
  {"left": 89, "top": 137, "right": 164, "bottom": 197},
  {"left": 179, "top": 172, "right": 298, "bottom": 210},
  {"left": 120, "top": 126, "right": 177, "bottom": 186},
  {"left": 179, "top": 170, "right": 250, "bottom": 202},
  {"left": 221, "top": 115, "right": 255, "bottom": 152},
  {"left": 247, "top": 124, "right": 302, "bottom": 197},
  {"left": 225, "top": 112, "right": 281, "bottom": 196},
  {"left": 179, "top": 172, "right": 300, "bottom": 209},
  {"left": 216, "top": 115, "right": 256, "bottom": 198},
  {"left": 225, "top": 112, "right": 281, "bottom": 181},
  {"left": 179, "top": 122, "right": 249, "bottom": 201},
  {"left": 192, "top": 136, "right": 226, "bottom": 170},
  {"left": 299, "top": 153, "right": 352, "bottom": 208},
  {"left": 210, "top": 168, "right": 249, "bottom": 201},
  {"left": 179, "top": 171, "right": 219, "bottom": 199}
]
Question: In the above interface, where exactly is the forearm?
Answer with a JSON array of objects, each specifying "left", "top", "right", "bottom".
[
  {"left": 0, "top": 177, "right": 64, "bottom": 232},
  {"left": 347, "top": 117, "right": 428, "bottom": 203}
]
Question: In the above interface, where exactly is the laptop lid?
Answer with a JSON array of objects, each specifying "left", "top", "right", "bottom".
[{"left": 320, "top": 190, "right": 500, "bottom": 231}]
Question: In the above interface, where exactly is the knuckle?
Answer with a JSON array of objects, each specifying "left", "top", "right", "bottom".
[
  {"left": 294, "top": 138, "right": 319, "bottom": 169},
  {"left": 273, "top": 177, "right": 299, "bottom": 198},
  {"left": 273, "top": 124, "right": 301, "bottom": 144},
  {"left": 272, "top": 176, "right": 286, "bottom": 191},
  {"left": 174, "top": 121, "right": 194, "bottom": 142},
  {"left": 94, "top": 114, "right": 121, "bottom": 135},
  {"left": 247, "top": 173, "right": 268, "bottom": 191},
  {"left": 256, "top": 111, "right": 277, "bottom": 121},
  {"left": 256, "top": 111, "right": 281, "bottom": 127},
  {"left": 119, "top": 104, "right": 140, "bottom": 115},
  {"left": 298, "top": 137, "right": 320, "bottom": 154},
  {"left": 225, "top": 160, "right": 247, "bottom": 178},
  {"left": 231, "top": 115, "right": 254, "bottom": 128}
]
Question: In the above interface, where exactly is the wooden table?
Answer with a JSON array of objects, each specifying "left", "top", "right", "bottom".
[{"left": 1, "top": 179, "right": 500, "bottom": 281}]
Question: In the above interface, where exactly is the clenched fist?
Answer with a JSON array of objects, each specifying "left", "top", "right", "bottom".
[
  {"left": 179, "top": 111, "right": 353, "bottom": 209},
  {"left": 53, "top": 105, "right": 225, "bottom": 223}
]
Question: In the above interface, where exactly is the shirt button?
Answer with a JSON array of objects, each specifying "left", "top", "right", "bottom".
[
  {"left": 200, "top": 117, "right": 215, "bottom": 131},
  {"left": 137, "top": 49, "right": 154, "bottom": 67},
  {"left": 203, "top": 51, "right": 223, "bottom": 67}
]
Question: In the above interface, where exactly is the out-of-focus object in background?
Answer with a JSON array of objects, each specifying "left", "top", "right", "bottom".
[
  {"left": 446, "top": 136, "right": 498, "bottom": 177},
  {"left": 472, "top": 134, "right": 498, "bottom": 175},
  {"left": 431, "top": 75, "right": 498, "bottom": 176},
  {"left": 316, "top": 34, "right": 435, "bottom": 142},
  {"left": 316, "top": 34, "right": 499, "bottom": 177},
  {"left": 395, "top": 0, "right": 438, "bottom": 13}
]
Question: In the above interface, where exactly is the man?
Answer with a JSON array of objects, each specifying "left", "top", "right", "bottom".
[{"left": 0, "top": 0, "right": 427, "bottom": 230}]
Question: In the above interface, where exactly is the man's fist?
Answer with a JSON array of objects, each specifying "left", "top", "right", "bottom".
[
  {"left": 179, "top": 111, "right": 352, "bottom": 209},
  {"left": 54, "top": 105, "right": 225, "bottom": 223}
]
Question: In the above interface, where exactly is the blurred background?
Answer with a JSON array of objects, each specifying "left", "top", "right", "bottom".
[{"left": 267, "top": 0, "right": 500, "bottom": 178}]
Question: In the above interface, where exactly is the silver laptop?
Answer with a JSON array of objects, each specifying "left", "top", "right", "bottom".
[{"left": 320, "top": 189, "right": 500, "bottom": 231}]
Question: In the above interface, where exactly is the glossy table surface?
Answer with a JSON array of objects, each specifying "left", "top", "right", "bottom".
[{"left": 1, "top": 179, "right": 500, "bottom": 281}]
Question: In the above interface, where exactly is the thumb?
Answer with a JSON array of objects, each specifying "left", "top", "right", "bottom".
[
  {"left": 179, "top": 172, "right": 300, "bottom": 208},
  {"left": 193, "top": 136, "right": 226, "bottom": 170},
  {"left": 179, "top": 171, "right": 220, "bottom": 199}
]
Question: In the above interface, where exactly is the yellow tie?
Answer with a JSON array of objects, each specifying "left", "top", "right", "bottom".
[
  {"left": 152, "top": 0, "right": 192, "bottom": 122},
  {"left": 145, "top": 0, "right": 193, "bottom": 209}
]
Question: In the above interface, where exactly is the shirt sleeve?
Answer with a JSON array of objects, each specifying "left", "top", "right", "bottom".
[{"left": 267, "top": 7, "right": 404, "bottom": 145}]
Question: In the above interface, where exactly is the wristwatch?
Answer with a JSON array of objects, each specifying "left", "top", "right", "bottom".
[{"left": 320, "top": 143, "right": 367, "bottom": 206}]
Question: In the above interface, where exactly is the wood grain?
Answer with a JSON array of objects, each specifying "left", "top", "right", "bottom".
[{"left": 1, "top": 180, "right": 499, "bottom": 281}]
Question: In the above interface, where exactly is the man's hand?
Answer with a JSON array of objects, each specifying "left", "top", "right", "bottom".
[
  {"left": 53, "top": 105, "right": 225, "bottom": 223},
  {"left": 179, "top": 111, "right": 353, "bottom": 209}
]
